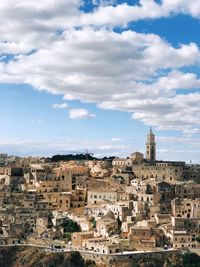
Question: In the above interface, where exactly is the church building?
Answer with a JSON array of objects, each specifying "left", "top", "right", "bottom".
[{"left": 146, "top": 127, "right": 156, "bottom": 163}]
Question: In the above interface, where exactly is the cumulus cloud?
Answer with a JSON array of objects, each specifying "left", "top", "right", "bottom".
[
  {"left": 0, "top": 27, "right": 200, "bottom": 132},
  {"left": 1, "top": 1, "right": 200, "bottom": 53},
  {"left": 52, "top": 103, "right": 68, "bottom": 109},
  {"left": 0, "top": 1, "right": 200, "bottom": 136},
  {"left": 80, "top": 0, "right": 200, "bottom": 27},
  {"left": 0, "top": 1, "right": 200, "bottom": 47},
  {"left": 69, "top": 108, "right": 96, "bottom": 119},
  {"left": 0, "top": 41, "right": 33, "bottom": 55}
]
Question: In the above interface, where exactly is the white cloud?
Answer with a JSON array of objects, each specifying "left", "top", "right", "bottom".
[
  {"left": 111, "top": 137, "right": 124, "bottom": 142},
  {"left": 99, "top": 145, "right": 127, "bottom": 150},
  {"left": 162, "top": 0, "right": 200, "bottom": 18},
  {"left": 0, "top": 0, "right": 200, "bottom": 53},
  {"left": 1, "top": 135, "right": 200, "bottom": 163},
  {"left": 0, "top": 41, "right": 33, "bottom": 55},
  {"left": 52, "top": 103, "right": 68, "bottom": 109},
  {"left": 79, "top": 1, "right": 200, "bottom": 27},
  {"left": 0, "top": 137, "right": 129, "bottom": 157},
  {"left": 0, "top": 28, "right": 200, "bottom": 132},
  {"left": 69, "top": 108, "right": 96, "bottom": 119},
  {"left": 0, "top": 1, "right": 200, "bottom": 56},
  {"left": 0, "top": 1, "right": 200, "bottom": 137}
]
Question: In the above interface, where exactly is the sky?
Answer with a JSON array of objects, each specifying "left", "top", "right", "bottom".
[{"left": 1, "top": 0, "right": 200, "bottom": 162}]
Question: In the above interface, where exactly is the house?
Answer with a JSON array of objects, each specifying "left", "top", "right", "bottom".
[
  {"left": 96, "top": 211, "right": 118, "bottom": 238},
  {"left": 83, "top": 237, "right": 120, "bottom": 254},
  {"left": 71, "top": 231, "right": 94, "bottom": 247}
]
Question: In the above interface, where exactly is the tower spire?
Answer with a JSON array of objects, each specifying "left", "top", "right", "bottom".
[{"left": 146, "top": 127, "right": 156, "bottom": 163}]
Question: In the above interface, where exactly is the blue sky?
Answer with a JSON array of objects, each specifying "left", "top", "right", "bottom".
[{"left": 0, "top": 0, "right": 200, "bottom": 162}]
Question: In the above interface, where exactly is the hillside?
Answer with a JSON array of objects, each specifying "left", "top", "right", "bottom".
[{"left": 0, "top": 247, "right": 200, "bottom": 267}]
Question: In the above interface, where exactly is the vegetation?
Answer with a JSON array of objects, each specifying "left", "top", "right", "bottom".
[
  {"left": 1, "top": 247, "right": 200, "bottom": 267},
  {"left": 156, "top": 235, "right": 171, "bottom": 248},
  {"left": 184, "top": 220, "right": 196, "bottom": 230},
  {"left": 59, "top": 219, "right": 80, "bottom": 233},
  {"left": 90, "top": 217, "right": 96, "bottom": 228},
  {"left": 116, "top": 216, "right": 122, "bottom": 233},
  {"left": 0, "top": 247, "right": 19, "bottom": 267},
  {"left": 63, "top": 232, "right": 72, "bottom": 241},
  {"left": 48, "top": 154, "right": 98, "bottom": 162},
  {"left": 101, "top": 156, "right": 116, "bottom": 162},
  {"left": 85, "top": 259, "right": 96, "bottom": 267},
  {"left": 182, "top": 252, "right": 200, "bottom": 267},
  {"left": 68, "top": 251, "right": 85, "bottom": 267},
  {"left": 48, "top": 154, "right": 117, "bottom": 162}
]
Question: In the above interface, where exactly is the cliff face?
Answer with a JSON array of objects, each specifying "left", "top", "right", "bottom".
[
  {"left": 0, "top": 248, "right": 199, "bottom": 267},
  {"left": 0, "top": 247, "right": 19, "bottom": 267},
  {"left": 0, "top": 247, "right": 87, "bottom": 267}
]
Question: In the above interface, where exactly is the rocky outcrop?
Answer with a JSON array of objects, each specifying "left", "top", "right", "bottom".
[{"left": 0, "top": 247, "right": 87, "bottom": 267}]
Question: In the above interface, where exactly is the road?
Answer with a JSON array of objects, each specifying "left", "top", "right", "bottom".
[{"left": 0, "top": 243, "right": 179, "bottom": 255}]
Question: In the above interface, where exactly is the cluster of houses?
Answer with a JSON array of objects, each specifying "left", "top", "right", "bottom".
[{"left": 0, "top": 129, "right": 200, "bottom": 255}]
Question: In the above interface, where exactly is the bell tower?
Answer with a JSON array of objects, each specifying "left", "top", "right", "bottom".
[{"left": 146, "top": 127, "right": 156, "bottom": 163}]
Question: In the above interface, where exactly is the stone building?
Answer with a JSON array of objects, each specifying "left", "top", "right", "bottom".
[
  {"left": 175, "top": 183, "right": 200, "bottom": 199},
  {"left": 130, "top": 152, "right": 144, "bottom": 163},
  {"left": 72, "top": 231, "right": 94, "bottom": 247},
  {"left": 96, "top": 211, "right": 118, "bottom": 237},
  {"left": 133, "top": 162, "right": 184, "bottom": 183},
  {"left": 83, "top": 237, "right": 120, "bottom": 254},
  {"left": 112, "top": 158, "right": 133, "bottom": 168},
  {"left": 146, "top": 127, "right": 156, "bottom": 163},
  {"left": 172, "top": 230, "right": 198, "bottom": 249},
  {"left": 129, "top": 225, "right": 157, "bottom": 249},
  {"left": 87, "top": 190, "right": 118, "bottom": 205},
  {"left": 171, "top": 198, "right": 200, "bottom": 219}
]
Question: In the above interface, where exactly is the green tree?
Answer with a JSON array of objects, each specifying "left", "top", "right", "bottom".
[
  {"left": 90, "top": 217, "right": 96, "bottom": 228},
  {"left": 60, "top": 219, "right": 80, "bottom": 233},
  {"left": 63, "top": 232, "right": 72, "bottom": 241},
  {"left": 117, "top": 216, "right": 122, "bottom": 230},
  {"left": 182, "top": 252, "right": 200, "bottom": 267}
]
